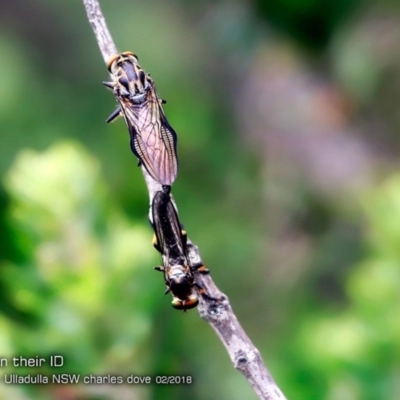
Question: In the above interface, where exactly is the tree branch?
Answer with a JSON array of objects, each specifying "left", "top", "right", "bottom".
[{"left": 82, "top": 1, "right": 287, "bottom": 399}]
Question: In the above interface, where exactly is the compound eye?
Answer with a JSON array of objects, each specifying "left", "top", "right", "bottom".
[
  {"left": 121, "top": 51, "right": 139, "bottom": 62},
  {"left": 107, "top": 54, "right": 120, "bottom": 72},
  {"left": 171, "top": 295, "right": 198, "bottom": 310},
  {"left": 184, "top": 295, "right": 199, "bottom": 310},
  {"left": 171, "top": 298, "right": 184, "bottom": 310}
]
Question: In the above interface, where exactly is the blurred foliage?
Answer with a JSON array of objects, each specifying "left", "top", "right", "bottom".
[
  {"left": 0, "top": 0, "right": 400, "bottom": 399},
  {"left": 254, "top": 0, "right": 362, "bottom": 50}
]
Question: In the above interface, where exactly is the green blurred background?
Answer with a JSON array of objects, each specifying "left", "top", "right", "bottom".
[{"left": 1, "top": 0, "right": 400, "bottom": 399}]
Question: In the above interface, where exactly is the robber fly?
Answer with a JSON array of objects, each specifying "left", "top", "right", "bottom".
[
  {"left": 151, "top": 189, "right": 208, "bottom": 310},
  {"left": 103, "top": 51, "right": 178, "bottom": 187}
]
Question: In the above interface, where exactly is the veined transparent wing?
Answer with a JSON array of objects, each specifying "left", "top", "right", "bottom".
[{"left": 119, "top": 87, "right": 178, "bottom": 186}]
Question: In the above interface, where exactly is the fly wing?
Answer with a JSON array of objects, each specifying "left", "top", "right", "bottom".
[
  {"left": 120, "top": 88, "right": 178, "bottom": 186},
  {"left": 151, "top": 191, "right": 185, "bottom": 264}
]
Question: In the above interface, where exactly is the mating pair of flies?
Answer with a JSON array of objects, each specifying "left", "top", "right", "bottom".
[{"left": 104, "top": 52, "right": 209, "bottom": 310}]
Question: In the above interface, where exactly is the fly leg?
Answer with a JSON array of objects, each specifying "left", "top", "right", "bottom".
[
  {"left": 154, "top": 265, "right": 165, "bottom": 273},
  {"left": 102, "top": 81, "right": 115, "bottom": 90},
  {"left": 154, "top": 265, "right": 170, "bottom": 295},
  {"left": 191, "top": 262, "right": 210, "bottom": 274},
  {"left": 194, "top": 282, "right": 217, "bottom": 302},
  {"left": 105, "top": 106, "right": 122, "bottom": 123},
  {"left": 152, "top": 235, "right": 162, "bottom": 253}
]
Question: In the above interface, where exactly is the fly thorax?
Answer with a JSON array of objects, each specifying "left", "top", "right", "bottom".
[
  {"left": 169, "top": 265, "right": 187, "bottom": 282},
  {"left": 115, "top": 62, "right": 150, "bottom": 102},
  {"left": 130, "top": 74, "right": 153, "bottom": 104}
]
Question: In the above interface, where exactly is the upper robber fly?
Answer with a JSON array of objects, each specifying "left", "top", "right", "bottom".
[
  {"left": 151, "top": 189, "right": 208, "bottom": 310},
  {"left": 104, "top": 51, "right": 178, "bottom": 187}
]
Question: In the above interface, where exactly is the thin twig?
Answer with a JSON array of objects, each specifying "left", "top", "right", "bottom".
[
  {"left": 82, "top": 1, "right": 288, "bottom": 399},
  {"left": 83, "top": 0, "right": 117, "bottom": 62}
]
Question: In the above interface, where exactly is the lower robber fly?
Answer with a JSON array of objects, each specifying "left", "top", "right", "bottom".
[
  {"left": 103, "top": 51, "right": 178, "bottom": 187},
  {"left": 151, "top": 189, "right": 208, "bottom": 310}
]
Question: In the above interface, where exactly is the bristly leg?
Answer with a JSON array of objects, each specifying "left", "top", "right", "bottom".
[
  {"left": 106, "top": 107, "right": 122, "bottom": 123},
  {"left": 103, "top": 81, "right": 115, "bottom": 90},
  {"left": 152, "top": 236, "right": 162, "bottom": 253},
  {"left": 192, "top": 262, "right": 210, "bottom": 274},
  {"left": 195, "top": 283, "right": 217, "bottom": 302}
]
